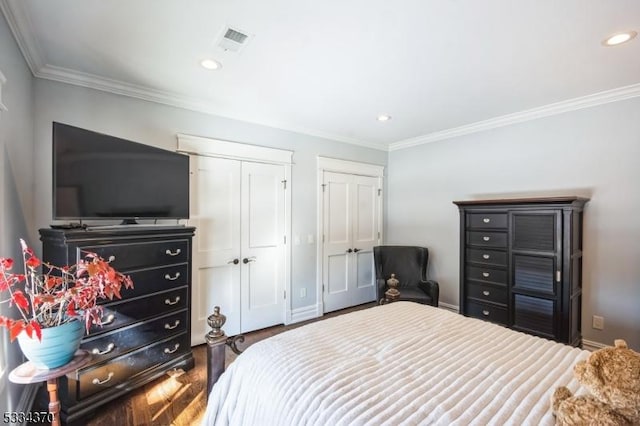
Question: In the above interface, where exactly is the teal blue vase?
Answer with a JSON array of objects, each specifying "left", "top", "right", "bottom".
[{"left": 17, "top": 320, "right": 84, "bottom": 369}]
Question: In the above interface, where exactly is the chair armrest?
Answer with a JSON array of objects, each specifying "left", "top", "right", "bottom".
[{"left": 417, "top": 280, "right": 439, "bottom": 307}]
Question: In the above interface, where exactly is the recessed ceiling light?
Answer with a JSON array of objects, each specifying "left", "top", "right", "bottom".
[
  {"left": 377, "top": 114, "right": 392, "bottom": 122},
  {"left": 201, "top": 59, "right": 222, "bottom": 70},
  {"left": 602, "top": 31, "right": 637, "bottom": 46}
]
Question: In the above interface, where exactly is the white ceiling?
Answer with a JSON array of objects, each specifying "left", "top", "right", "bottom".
[{"left": 2, "top": 0, "right": 640, "bottom": 150}]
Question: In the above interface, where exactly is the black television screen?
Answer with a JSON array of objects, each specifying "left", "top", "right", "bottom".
[{"left": 53, "top": 122, "right": 189, "bottom": 221}]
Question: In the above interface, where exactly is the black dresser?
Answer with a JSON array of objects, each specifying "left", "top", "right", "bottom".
[
  {"left": 38, "top": 225, "right": 196, "bottom": 423},
  {"left": 453, "top": 197, "right": 588, "bottom": 346}
]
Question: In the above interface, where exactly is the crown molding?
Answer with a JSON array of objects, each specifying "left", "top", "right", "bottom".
[
  {"left": 0, "top": 0, "right": 45, "bottom": 73},
  {"left": 4, "top": 0, "right": 638, "bottom": 153},
  {"left": 389, "top": 82, "right": 640, "bottom": 151},
  {"left": 34, "top": 64, "right": 388, "bottom": 151}
]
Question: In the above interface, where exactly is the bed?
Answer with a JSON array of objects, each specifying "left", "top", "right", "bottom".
[{"left": 203, "top": 302, "right": 590, "bottom": 425}]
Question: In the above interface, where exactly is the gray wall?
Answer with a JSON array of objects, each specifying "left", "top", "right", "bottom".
[
  {"left": 0, "top": 11, "right": 35, "bottom": 414},
  {"left": 386, "top": 97, "right": 640, "bottom": 350},
  {"left": 32, "top": 79, "right": 387, "bottom": 311}
]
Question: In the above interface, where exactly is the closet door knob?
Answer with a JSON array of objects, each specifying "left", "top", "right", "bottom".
[
  {"left": 353, "top": 248, "right": 361, "bottom": 253},
  {"left": 227, "top": 258, "right": 240, "bottom": 265},
  {"left": 243, "top": 257, "right": 256, "bottom": 264},
  {"left": 346, "top": 249, "right": 353, "bottom": 253}
]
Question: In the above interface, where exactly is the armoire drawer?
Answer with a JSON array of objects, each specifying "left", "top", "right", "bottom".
[
  {"left": 78, "top": 239, "right": 189, "bottom": 271},
  {"left": 466, "top": 282, "right": 507, "bottom": 306},
  {"left": 466, "top": 213, "right": 508, "bottom": 229},
  {"left": 87, "top": 287, "right": 188, "bottom": 336},
  {"left": 467, "top": 231, "right": 508, "bottom": 248},
  {"left": 80, "top": 310, "right": 187, "bottom": 366},
  {"left": 466, "top": 265, "right": 507, "bottom": 285},
  {"left": 466, "top": 301, "right": 508, "bottom": 326},
  {"left": 466, "top": 248, "right": 507, "bottom": 267},
  {"left": 76, "top": 333, "right": 190, "bottom": 400}
]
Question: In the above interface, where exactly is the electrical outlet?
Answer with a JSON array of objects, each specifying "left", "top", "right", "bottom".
[
  {"left": 300, "top": 288, "right": 306, "bottom": 298},
  {"left": 592, "top": 315, "right": 604, "bottom": 330}
]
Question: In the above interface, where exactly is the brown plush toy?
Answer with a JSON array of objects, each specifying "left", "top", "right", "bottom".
[{"left": 551, "top": 339, "right": 640, "bottom": 425}]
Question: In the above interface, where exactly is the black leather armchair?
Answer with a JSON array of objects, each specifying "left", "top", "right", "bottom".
[{"left": 373, "top": 246, "right": 439, "bottom": 307}]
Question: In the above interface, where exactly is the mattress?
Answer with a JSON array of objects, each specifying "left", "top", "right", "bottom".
[{"left": 203, "top": 302, "right": 590, "bottom": 425}]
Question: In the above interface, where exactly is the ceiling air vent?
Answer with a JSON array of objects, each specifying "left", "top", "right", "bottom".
[{"left": 217, "top": 26, "right": 252, "bottom": 53}]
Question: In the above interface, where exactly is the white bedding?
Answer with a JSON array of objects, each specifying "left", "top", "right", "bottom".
[{"left": 203, "top": 302, "right": 590, "bottom": 426}]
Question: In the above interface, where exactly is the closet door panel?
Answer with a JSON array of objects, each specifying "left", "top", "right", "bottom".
[
  {"left": 190, "top": 157, "right": 241, "bottom": 342},
  {"left": 240, "top": 162, "right": 285, "bottom": 332},
  {"left": 352, "top": 175, "right": 378, "bottom": 305},
  {"left": 323, "top": 172, "right": 354, "bottom": 312}
]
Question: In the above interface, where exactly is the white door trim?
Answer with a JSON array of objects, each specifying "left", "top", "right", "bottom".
[
  {"left": 317, "top": 156, "right": 384, "bottom": 177},
  {"left": 316, "top": 157, "right": 384, "bottom": 315},
  {"left": 178, "top": 134, "right": 293, "bottom": 338},
  {"left": 177, "top": 134, "right": 292, "bottom": 165}
]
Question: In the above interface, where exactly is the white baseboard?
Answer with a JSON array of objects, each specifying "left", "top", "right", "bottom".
[
  {"left": 438, "top": 302, "right": 459, "bottom": 313},
  {"left": 582, "top": 339, "right": 608, "bottom": 352},
  {"left": 290, "top": 304, "right": 322, "bottom": 324}
]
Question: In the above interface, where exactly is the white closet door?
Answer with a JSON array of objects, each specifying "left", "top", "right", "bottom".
[
  {"left": 240, "top": 162, "right": 286, "bottom": 332},
  {"left": 190, "top": 156, "right": 242, "bottom": 342},
  {"left": 322, "top": 172, "right": 353, "bottom": 313},
  {"left": 351, "top": 175, "right": 378, "bottom": 306},
  {"left": 322, "top": 171, "right": 380, "bottom": 313}
]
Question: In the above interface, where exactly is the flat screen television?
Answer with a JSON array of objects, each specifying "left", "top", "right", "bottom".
[{"left": 53, "top": 122, "right": 189, "bottom": 222}]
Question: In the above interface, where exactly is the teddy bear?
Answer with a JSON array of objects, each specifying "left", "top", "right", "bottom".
[{"left": 551, "top": 339, "right": 640, "bottom": 425}]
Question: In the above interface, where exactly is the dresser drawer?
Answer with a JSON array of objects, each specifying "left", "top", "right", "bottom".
[
  {"left": 466, "top": 265, "right": 507, "bottom": 285},
  {"left": 467, "top": 231, "right": 507, "bottom": 248},
  {"left": 78, "top": 239, "right": 189, "bottom": 271},
  {"left": 466, "top": 248, "right": 507, "bottom": 267},
  {"left": 81, "top": 310, "right": 187, "bottom": 366},
  {"left": 466, "top": 301, "right": 508, "bottom": 326},
  {"left": 121, "top": 264, "right": 188, "bottom": 299},
  {"left": 88, "top": 287, "right": 188, "bottom": 336},
  {"left": 467, "top": 213, "right": 508, "bottom": 229},
  {"left": 466, "top": 282, "right": 507, "bottom": 305},
  {"left": 76, "top": 333, "right": 190, "bottom": 400}
]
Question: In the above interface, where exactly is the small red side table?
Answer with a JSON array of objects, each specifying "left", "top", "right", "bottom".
[{"left": 9, "top": 350, "right": 91, "bottom": 426}]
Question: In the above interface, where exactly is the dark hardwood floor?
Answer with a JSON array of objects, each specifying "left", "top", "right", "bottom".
[{"left": 35, "top": 302, "right": 375, "bottom": 426}]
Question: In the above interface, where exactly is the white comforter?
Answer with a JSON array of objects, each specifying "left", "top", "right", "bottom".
[{"left": 203, "top": 302, "right": 590, "bottom": 426}]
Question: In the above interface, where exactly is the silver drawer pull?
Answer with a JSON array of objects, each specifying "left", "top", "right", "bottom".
[
  {"left": 482, "top": 290, "right": 490, "bottom": 296},
  {"left": 92, "top": 372, "right": 114, "bottom": 385},
  {"left": 91, "top": 343, "right": 115, "bottom": 355},
  {"left": 93, "top": 313, "right": 115, "bottom": 326},
  {"left": 165, "top": 248, "right": 182, "bottom": 256},
  {"left": 482, "top": 254, "right": 490, "bottom": 259},
  {"left": 164, "top": 272, "right": 181, "bottom": 281},
  {"left": 482, "top": 272, "right": 490, "bottom": 278},
  {"left": 165, "top": 296, "right": 181, "bottom": 305},
  {"left": 164, "top": 320, "right": 181, "bottom": 330},
  {"left": 483, "top": 236, "right": 491, "bottom": 241},
  {"left": 482, "top": 310, "right": 490, "bottom": 316},
  {"left": 164, "top": 343, "right": 180, "bottom": 354},
  {"left": 483, "top": 218, "right": 490, "bottom": 223}
]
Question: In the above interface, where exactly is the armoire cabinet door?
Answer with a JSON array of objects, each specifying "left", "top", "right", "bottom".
[{"left": 510, "top": 211, "right": 562, "bottom": 340}]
